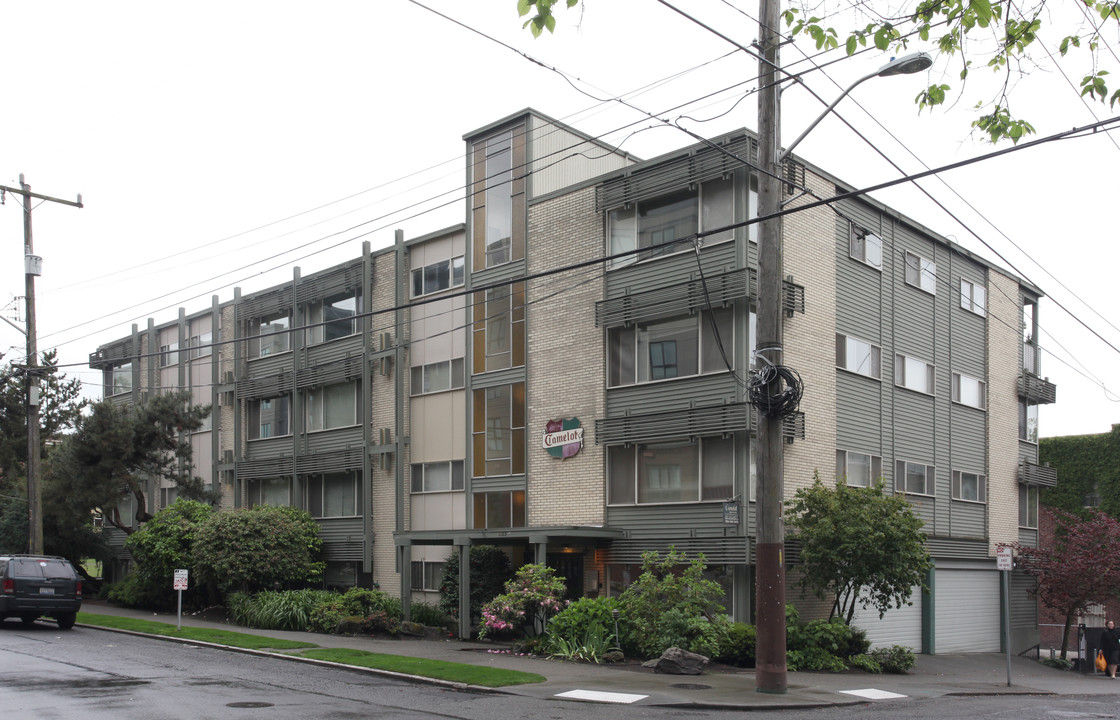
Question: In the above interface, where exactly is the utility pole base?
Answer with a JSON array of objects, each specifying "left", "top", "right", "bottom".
[{"left": 754, "top": 541, "right": 788, "bottom": 694}]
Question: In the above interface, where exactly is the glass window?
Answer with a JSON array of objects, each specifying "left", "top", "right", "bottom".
[
  {"left": 251, "top": 311, "right": 290, "bottom": 357},
  {"left": 905, "top": 252, "right": 937, "bottom": 294},
  {"left": 1019, "top": 400, "right": 1039, "bottom": 443},
  {"left": 701, "top": 176, "right": 734, "bottom": 243},
  {"left": 190, "top": 332, "right": 212, "bottom": 359},
  {"left": 836, "top": 450, "right": 882, "bottom": 487},
  {"left": 306, "top": 382, "right": 357, "bottom": 432},
  {"left": 410, "top": 561, "right": 446, "bottom": 592},
  {"left": 307, "top": 292, "right": 360, "bottom": 344},
  {"left": 247, "top": 477, "right": 291, "bottom": 507},
  {"left": 608, "top": 308, "right": 732, "bottom": 387},
  {"left": 608, "top": 205, "right": 636, "bottom": 268},
  {"left": 836, "top": 334, "right": 881, "bottom": 379},
  {"left": 484, "top": 132, "right": 513, "bottom": 267},
  {"left": 305, "top": 472, "right": 357, "bottom": 517},
  {"left": 952, "top": 372, "right": 987, "bottom": 410},
  {"left": 411, "top": 257, "right": 465, "bottom": 297},
  {"left": 895, "top": 354, "right": 935, "bottom": 394},
  {"left": 850, "top": 225, "right": 882, "bottom": 269},
  {"left": 249, "top": 395, "right": 290, "bottom": 440},
  {"left": 411, "top": 461, "right": 465, "bottom": 493},
  {"left": 638, "top": 188, "right": 698, "bottom": 261},
  {"left": 952, "top": 470, "right": 986, "bottom": 503},
  {"left": 960, "top": 279, "right": 986, "bottom": 316},
  {"left": 472, "top": 490, "right": 526, "bottom": 529},
  {"left": 159, "top": 343, "right": 179, "bottom": 367},
  {"left": 410, "top": 359, "right": 465, "bottom": 395},
  {"left": 106, "top": 362, "right": 132, "bottom": 396},
  {"left": 895, "top": 460, "right": 934, "bottom": 495},
  {"left": 472, "top": 383, "right": 525, "bottom": 478},
  {"left": 608, "top": 436, "right": 735, "bottom": 505},
  {"left": 1019, "top": 484, "right": 1038, "bottom": 527},
  {"left": 472, "top": 282, "right": 525, "bottom": 374}
]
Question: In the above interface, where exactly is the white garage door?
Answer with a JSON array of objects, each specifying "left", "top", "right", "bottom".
[
  {"left": 934, "top": 568, "right": 1000, "bottom": 653},
  {"left": 851, "top": 586, "right": 923, "bottom": 651}
]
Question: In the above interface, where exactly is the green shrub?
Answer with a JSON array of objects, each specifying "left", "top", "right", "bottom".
[
  {"left": 848, "top": 653, "right": 882, "bottom": 673},
  {"left": 1040, "top": 656, "right": 1073, "bottom": 671},
  {"left": 106, "top": 572, "right": 166, "bottom": 609},
  {"left": 228, "top": 589, "right": 335, "bottom": 631},
  {"left": 869, "top": 645, "right": 916, "bottom": 673},
  {"left": 787, "top": 646, "right": 848, "bottom": 672},
  {"left": 117, "top": 499, "right": 215, "bottom": 610},
  {"left": 307, "top": 588, "right": 401, "bottom": 634},
  {"left": 545, "top": 596, "right": 619, "bottom": 646},
  {"left": 546, "top": 623, "right": 612, "bottom": 663},
  {"left": 788, "top": 618, "right": 862, "bottom": 656},
  {"left": 617, "top": 548, "right": 730, "bottom": 659},
  {"left": 716, "top": 622, "right": 756, "bottom": 667},
  {"left": 337, "top": 588, "right": 401, "bottom": 618},
  {"left": 363, "top": 610, "right": 401, "bottom": 635},
  {"left": 410, "top": 601, "right": 451, "bottom": 628},
  {"left": 439, "top": 545, "right": 513, "bottom": 621},
  {"left": 478, "top": 564, "right": 567, "bottom": 639}
]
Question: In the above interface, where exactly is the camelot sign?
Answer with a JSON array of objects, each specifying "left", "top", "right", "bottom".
[{"left": 543, "top": 417, "right": 583, "bottom": 459}]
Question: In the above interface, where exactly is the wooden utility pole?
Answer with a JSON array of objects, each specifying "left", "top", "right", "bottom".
[
  {"left": 2, "top": 175, "right": 82, "bottom": 554},
  {"left": 754, "top": 0, "right": 788, "bottom": 694}
]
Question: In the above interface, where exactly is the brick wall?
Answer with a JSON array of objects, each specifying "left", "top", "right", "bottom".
[{"left": 987, "top": 269, "right": 1021, "bottom": 552}]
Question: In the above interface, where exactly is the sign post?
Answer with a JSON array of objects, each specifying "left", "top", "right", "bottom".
[
  {"left": 996, "top": 546, "right": 1013, "bottom": 686},
  {"left": 173, "top": 569, "right": 189, "bottom": 630}
]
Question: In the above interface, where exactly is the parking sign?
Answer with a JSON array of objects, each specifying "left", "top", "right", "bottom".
[{"left": 173, "top": 569, "right": 189, "bottom": 590}]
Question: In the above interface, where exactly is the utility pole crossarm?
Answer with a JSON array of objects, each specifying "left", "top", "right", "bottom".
[{"left": 0, "top": 183, "right": 83, "bottom": 208}]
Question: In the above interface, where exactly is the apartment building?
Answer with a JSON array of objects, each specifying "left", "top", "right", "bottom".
[{"left": 90, "top": 108, "right": 1055, "bottom": 653}]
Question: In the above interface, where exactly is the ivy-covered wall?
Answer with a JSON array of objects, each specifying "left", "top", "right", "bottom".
[{"left": 1039, "top": 424, "right": 1120, "bottom": 517}]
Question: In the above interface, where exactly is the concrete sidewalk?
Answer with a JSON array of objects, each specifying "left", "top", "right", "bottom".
[{"left": 75, "top": 600, "right": 1120, "bottom": 709}]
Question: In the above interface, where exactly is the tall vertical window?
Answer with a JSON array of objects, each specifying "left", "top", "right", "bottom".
[
  {"left": 306, "top": 382, "right": 358, "bottom": 432},
  {"left": 1019, "top": 399, "right": 1039, "bottom": 443},
  {"left": 250, "top": 311, "right": 291, "bottom": 357},
  {"left": 904, "top": 252, "right": 937, "bottom": 294},
  {"left": 1022, "top": 299, "right": 1037, "bottom": 374},
  {"left": 836, "top": 334, "right": 881, "bottom": 379},
  {"left": 472, "top": 383, "right": 525, "bottom": 477},
  {"left": 249, "top": 395, "right": 290, "bottom": 439},
  {"left": 307, "top": 292, "right": 360, "bottom": 344},
  {"left": 105, "top": 362, "right": 133, "bottom": 396},
  {"left": 850, "top": 225, "right": 883, "bottom": 269},
  {"left": 608, "top": 436, "right": 734, "bottom": 505},
  {"left": 836, "top": 450, "right": 882, "bottom": 487},
  {"left": 960, "top": 279, "right": 986, "bottom": 316},
  {"left": 305, "top": 472, "right": 357, "bottom": 517},
  {"left": 1019, "top": 484, "right": 1039, "bottom": 528},
  {"left": 484, "top": 131, "right": 513, "bottom": 267},
  {"left": 472, "top": 282, "right": 525, "bottom": 374}
]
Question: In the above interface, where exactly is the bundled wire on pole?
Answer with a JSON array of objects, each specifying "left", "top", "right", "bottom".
[{"left": 748, "top": 351, "right": 803, "bottom": 419}]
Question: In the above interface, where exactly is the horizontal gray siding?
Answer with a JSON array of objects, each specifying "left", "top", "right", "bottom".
[
  {"left": 246, "top": 353, "right": 295, "bottom": 378},
  {"left": 949, "top": 501, "right": 985, "bottom": 538},
  {"left": 305, "top": 426, "right": 364, "bottom": 455},
  {"left": 950, "top": 409, "right": 986, "bottom": 470},
  {"left": 470, "top": 476, "right": 526, "bottom": 493},
  {"left": 606, "top": 374, "right": 738, "bottom": 417},
  {"left": 305, "top": 336, "right": 364, "bottom": 367},
  {"left": 605, "top": 242, "right": 738, "bottom": 299},
  {"left": 893, "top": 391, "right": 936, "bottom": 459},
  {"left": 927, "top": 536, "right": 990, "bottom": 559},
  {"left": 836, "top": 372, "right": 883, "bottom": 450},
  {"left": 318, "top": 517, "right": 364, "bottom": 562},
  {"left": 1018, "top": 440, "right": 1039, "bottom": 464},
  {"left": 1010, "top": 570, "right": 1038, "bottom": 629},
  {"left": 246, "top": 437, "right": 294, "bottom": 461},
  {"left": 1018, "top": 527, "right": 1039, "bottom": 547},
  {"left": 607, "top": 502, "right": 744, "bottom": 537}
]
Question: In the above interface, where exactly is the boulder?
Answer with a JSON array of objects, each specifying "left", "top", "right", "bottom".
[{"left": 649, "top": 647, "right": 709, "bottom": 675}]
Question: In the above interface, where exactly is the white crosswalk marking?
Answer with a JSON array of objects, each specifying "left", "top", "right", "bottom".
[
  {"left": 554, "top": 689, "right": 649, "bottom": 704},
  {"left": 839, "top": 688, "right": 908, "bottom": 700}
]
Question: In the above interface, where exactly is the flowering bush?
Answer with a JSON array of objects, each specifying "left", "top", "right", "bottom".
[{"left": 477, "top": 564, "right": 567, "bottom": 639}]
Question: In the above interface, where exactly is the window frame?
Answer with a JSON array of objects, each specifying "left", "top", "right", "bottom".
[
  {"left": 410, "top": 460, "right": 466, "bottom": 493},
  {"left": 894, "top": 353, "right": 935, "bottom": 395},
  {"left": 159, "top": 342, "right": 179, "bottom": 367},
  {"left": 410, "top": 358, "right": 466, "bottom": 395},
  {"left": 471, "top": 383, "right": 525, "bottom": 478},
  {"left": 952, "top": 469, "right": 987, "bottom": 503},
  {"left": 305, "top": 381, "right": 359, "bottom": 433},
  {"left": 836, "top": 333, "right": 882, "bottom": 379},
  {"left": 895, "top": 459, "right": 935, "bottom": 496},
  {"left": 105, "top": 361, "right": 133, "bottom": 396},
  {"left": 411, "top": 256, "right": 465, "bottom": 298},
  {"left": 246, "top": 477, "right": 292, "bottom": 508},
  {"left": 849, "top": 224, "right": 883, "bottom": 270},
  {"left": 836, "top": 450, "right": 882, "bottom": 488},
  {"left": 249, "top": 310, "right": 292, "bottom": 358},
  {"left": 304, "top": 471, "right": 359, "bottom": 518},
  {"left": 607, "top": 435, "right": 735, "bottom": 506},
  {"left": 608, "top": 307, "right": 733, "bottom": 387},
  {"left": 410, "top": 560, "right": 446, "bottom": 592},
  {"left": 1019, "top": 484, "right": 1039, "bottom": 528},
  {"left": 1019, "top": 399, "right": 1039, "bottom": 443},
  {"left": 960, "top": 278, "right": 987, "bottom": 316},
  {"left": 248, "top": 394, "right": 291, "bottom": 440},
  {"left": 904, "top": 251, "right": 937, "bottom": 294},
  {"left": 306, "top": 291, "right": 361, "bottom": 345},
  {"left": 189, "top": 332, "right": 213, "bottom": 359},
  {"left": 472, "top": 490, "right": 526, "bottom": 529},
  {"left": 951, "top": 372, "right": 987, "bottom": 410}
]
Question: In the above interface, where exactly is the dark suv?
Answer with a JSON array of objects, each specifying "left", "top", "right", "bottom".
[{"left": 0, "top": 555, "right": 83, "bottom": 629}]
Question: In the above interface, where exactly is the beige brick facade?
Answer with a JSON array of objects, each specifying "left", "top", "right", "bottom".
[{"left": 987, "top": 269, "right": 1022, "bottom": 552}]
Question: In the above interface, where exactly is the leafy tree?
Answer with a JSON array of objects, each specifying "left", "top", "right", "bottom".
[
  {"left": 1039, "top": 426, "right": 1120, "bottom": 518},
  {"left": 516, "top": 0, "right": 1119, "bottom": 143},
  {"left": 191, "top": 505, "right": 324, "bottom": 596},
  {"left": 1014, "top": 508, "right": 1120, "bottom": 659},
  {"left": 785, "top": 475, "right": 931, "bottom": 625},
  {"left": 48, "top": 390, "right": 213, "bottom": 534},
  {"left": 438, "top": 545, "right": 514, "bottom": 620},
  {"left": 111, "top": 500, "right": 214, "bottom": 609}
]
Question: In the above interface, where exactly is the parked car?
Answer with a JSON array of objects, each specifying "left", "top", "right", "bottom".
[{"left": 0, "top": 555, "right": 82, "bottom": 629}]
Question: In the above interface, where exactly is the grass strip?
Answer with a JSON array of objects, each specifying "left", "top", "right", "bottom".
[
  {"left": 77, "top": 613, "right": 317, "bottom": 650},
  {"left": 297, "top": 647, "right": 545, "bottom": 688}
]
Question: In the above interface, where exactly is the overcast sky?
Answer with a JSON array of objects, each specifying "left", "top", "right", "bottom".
[{"left": 1, "top": 0, "right": 1116, "bottom": 440}]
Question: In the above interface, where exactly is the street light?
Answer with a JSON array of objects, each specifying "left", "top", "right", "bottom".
[{"left": 780, "top": 52, "right": 933, "bottom": 163}]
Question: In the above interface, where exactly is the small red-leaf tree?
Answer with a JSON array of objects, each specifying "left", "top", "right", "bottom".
[{"left": 1014, "top": 508, "right": 1120, "bottom": 659}]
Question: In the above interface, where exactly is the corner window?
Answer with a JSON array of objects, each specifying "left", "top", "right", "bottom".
[
  {"left": 609, "top": 307, "right": 733, "bottom": 387},
  {"left": 410, "top": 359, "right": 465, "bottom": 395},
  {"left": 1019, "top": 399, "right": 1039, "bottom": 443},
  {"left": 411, "top": 257, "right": 465, "bottom": 298},
  {"left": 305, "top": 472, "right": 357, "bottom": 517},
  {"left": 247, "top": 477, "right": 291, "bottom": 508},
  {"left": 472, "top": 383, "right": 525, "bottom": 478},
  {"left": 952, "top": 470, "right": 986, "bottom": 503},
  {"left": 895, "top": 459, "right": 934, "bottom": 495},
  {"left": 410, "top": 560, "right": 446, "bottom": 592},
  {"left": 895, "top": 354, "right": 935, "bottom": 394},
  {"left": 850, "top": 225, "right": 882, "bottom": 270},
  {"left": 306, "top": 381, "right": 358, "bottom": 432},
  {"left": 1019, "top": 484, "right": 1038, "bottom": 527},
  {"left": 836, "top": 450, "right": 882, "bottom": 487},
  {"left": 952, "top": 372, "right": 987, "bottom": 410},
  {"left": 190, "top": 332, "right": 212, "bottom": 359},
  {"left": 904, "top": 252, "right": 937, "bottom": 294},
  {"left": 607, "top": 178, "right": 732, "bottom": 268},
  {"left": 836, "top": 333, "right": 881, "bottom": 379},
  {"left": 105, "top": 362, "right": 133, "bottom": 396},
  {"left": 608, "top": 436, "right": 734, "bottom": 505},
  {"left": 960, "top": 279, "right": 986, "bottom": 316},
  {"left": 473, "top": 490, "right": 526, "bottom": 529},
  {"left": 250, "top": 311, "right": 291, "bottom": 358},
  {"left": 411, "top": 461, "right": 465, "bottom": 493},
  {"left": 249, "top": 395, "right": 290, "bottom": 440},
  {"left": 307, "top": 292, "right": 360, "bottom": 345}
]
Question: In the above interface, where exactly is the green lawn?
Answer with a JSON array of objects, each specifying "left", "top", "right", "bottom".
[
  {"left": 76, "top": 613, "right": 317, "bottom": 650},
  {"left": 297, "top": 648, "right": 546, "bottom": 687}
]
